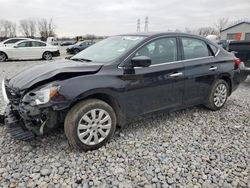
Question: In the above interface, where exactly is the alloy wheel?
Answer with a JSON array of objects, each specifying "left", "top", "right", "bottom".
[
  {"left": 43, "top": 52, "right": 52, "bottom": 60},
  {"left": 0, "top": 53, "right": 6, "bottom": 62},
  {"left": 213, "top": 83, "right": 227, "bottom": 107},
  {"left": 77, "top": 109, "right": 112, "bottom": 146}
]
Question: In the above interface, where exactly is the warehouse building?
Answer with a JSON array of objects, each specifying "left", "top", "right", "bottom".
[{"left": 220, "top": 22, "right": 250, "bottom": 41}]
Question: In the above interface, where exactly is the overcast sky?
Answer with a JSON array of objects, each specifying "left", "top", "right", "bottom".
[{"left": 0, "top": 0, "right": 250, "bottom": 37}]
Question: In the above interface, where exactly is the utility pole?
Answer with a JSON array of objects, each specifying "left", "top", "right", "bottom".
[
  {"left": 144, "top": 16, "right": 148, "bottom": 32},
  {"left": 137, "top": 19, "right": 140, "bottom": 32}
]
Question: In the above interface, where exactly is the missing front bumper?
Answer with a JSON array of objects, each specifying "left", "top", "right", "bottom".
[{"left": 4, "top": 105, "right": 35, "bottom": 141}]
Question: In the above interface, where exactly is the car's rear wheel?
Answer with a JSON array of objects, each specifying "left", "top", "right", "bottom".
[
  {"left": 73, "top": 48, "right": 80, "bottom": 54},
  {"left": 64, "top": 99, "right": 116, "bottom": 151},
  {"left": 0, "top": 52, "right": 7, "bottom": 62},
  {"left": 205, "top": 79, "right": 229, "bottom": 111},
  {"left": 43, "top": 51, "right": 52, "bottom": 60}
]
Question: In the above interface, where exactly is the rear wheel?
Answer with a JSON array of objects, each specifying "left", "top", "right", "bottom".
[
  {"left": 43, "top": 51, "right": 52, "bottom": 60},
  {"left": 0, "top": 52, "right": 7, "bottom": 62},
  {"left": 205, "top": 79, "right": 229, "bottom": 111},
  {"left": 64, "top": 99, "right": 116, "bottom": 151}
]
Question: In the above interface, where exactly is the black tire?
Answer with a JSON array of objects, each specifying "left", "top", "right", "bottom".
[
  {"left": 205, "top": 79, "right": 229, "bottom": 111},
  {"left": 0, "top": 52, "right": 7, "bottom": 62},
  {"left": 240, "top": 73, "right": 248, "bottom": 82},
  {"left": 64, "top": 99, "right": 116, "bottom": 151},
  {"left": 43, "top": 51, "right": 52, "bottom": 60},
  {"left": 73, "top": 48, "right": 80, "bottom": 54}
]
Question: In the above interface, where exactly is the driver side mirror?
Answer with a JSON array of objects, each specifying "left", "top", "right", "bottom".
[
  {"left": 13, "top": 45, "right": 18, "bottom": 48},
  {"left": 130, "top": 56, "right": 151, "bottom": 68}
]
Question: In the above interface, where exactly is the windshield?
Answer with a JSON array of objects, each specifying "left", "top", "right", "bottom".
[{"left": 71, "top": 36, "right": 146, "bottom": 62}]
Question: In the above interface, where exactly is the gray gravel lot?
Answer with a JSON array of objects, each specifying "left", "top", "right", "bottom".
[{"left": 0, "top": 59, "right": 249, "bottom": 188}]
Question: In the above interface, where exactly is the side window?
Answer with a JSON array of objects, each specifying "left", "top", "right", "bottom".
[
  {"left": 135, "top": 37, "right": 177, "bottom": 65},
  {"left": 181, "top": 38, "right": 210, "bottom": 60},
  {"left": 17, "top": 41, "right": 30, "bottom": 47},
  {"left": 31, "top": 42, "right": 46, "bottom": 47},
  {"left": 209, "top": 44, "right": 219, "bottom": 55}
]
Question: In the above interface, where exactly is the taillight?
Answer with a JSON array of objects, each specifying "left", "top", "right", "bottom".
[{"left": 234, "top": 58, "right": 241, "bottom": 69}]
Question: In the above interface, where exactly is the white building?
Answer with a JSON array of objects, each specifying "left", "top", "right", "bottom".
[{"left": 220, "top": 22, "right": 250, "bottom": 41}]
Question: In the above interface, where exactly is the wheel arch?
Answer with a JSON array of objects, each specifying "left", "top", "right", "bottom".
[
  {"left": 0, "top": 51, "right": 8, "bottom": 59},
  {"left": 70, "top": 92, "right": 126, "bottom": 127},
  {"left": 218, "top": 73, "right": 232, "bottom": 95}
]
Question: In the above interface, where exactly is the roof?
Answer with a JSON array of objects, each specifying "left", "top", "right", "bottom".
[
  {"left": 119, "top": 32, "right": 201, "bottom": 38},
  {"left": 221, "top": 21, "right": 250, "bottom": 32}
]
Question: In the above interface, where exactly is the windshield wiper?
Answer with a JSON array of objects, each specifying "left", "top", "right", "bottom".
[{"left": 71, "top": 58, "right": 92, "bottom": 62}]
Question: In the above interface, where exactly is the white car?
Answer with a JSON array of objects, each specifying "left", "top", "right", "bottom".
[
  {"left": 0, "top": 37, "right": 30, "bottom": 47},
  {"left": 0, "top": 39, "right": 60, "bottom": 62}
]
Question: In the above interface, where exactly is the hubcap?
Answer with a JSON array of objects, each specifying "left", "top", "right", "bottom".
[
  {"left": 0, "top": 54, "right": 6, "bottom": 62},
  {"left": 214, "top": 83, "right": 227, "bottom": 107},
  {"left": 44, "top": 52, "right": 52, "bottom": 60},
  {"left": 77, "top": 109, "right": 112, "bottom": 146}
]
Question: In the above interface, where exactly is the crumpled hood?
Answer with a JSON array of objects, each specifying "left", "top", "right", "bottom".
[{"left": 8, "top": 59, "right": 103, "bottom": 90}]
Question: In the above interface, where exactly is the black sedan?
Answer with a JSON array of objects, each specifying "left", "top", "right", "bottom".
[
  {"left": 66, "top": 40, "right": 95, "bottom": 54},
  {"left": 2, "top": 32, "right": 241, "bottom": 151}
]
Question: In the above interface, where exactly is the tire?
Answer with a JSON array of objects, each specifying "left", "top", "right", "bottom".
[
  {"left": 240, "top": 73, "right": 248, "bottom": 82},
  {"left": 64, "top": 99, "right": 116, "bottom": 151},
  {"left": 0, "top": 52, "right": 7, "bottom": 62},
  {"left": 73, "top": 48, "right": 80, "bottom": 54},
  {"left": 43, "top": 51, "right": 52, "bottom": 60},
  {"left": 205, "top": 79, "right": 229, "bottom": 111}
]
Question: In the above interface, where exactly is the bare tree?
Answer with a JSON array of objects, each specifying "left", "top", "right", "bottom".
[
  {"left": 38, "top": 18, "right": 56, "bottom": 41},
  {"left": 0, "top": 20, "right": 16, "bottom": 37},
  {"left": 215, "top": 17, "right": 229, "bottom": 32},
  {"left": 19, "top": 19, "right": 36, "bottom": 38},
  {"left": 197, "top": 27, "right": 219, "bottom": 36}
]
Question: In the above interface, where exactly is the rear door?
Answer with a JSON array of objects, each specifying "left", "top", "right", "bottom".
[
  {"left": 30, "top": 41, "right": 47, "bottom": 58},
  {"left": 180, "top": 37, "right": 219, "bottom": 105},
  {"left": 121, "top": 37, "right": 185, "bottom": 117}
]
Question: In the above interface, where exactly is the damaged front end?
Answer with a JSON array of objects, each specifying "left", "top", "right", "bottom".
[{"left": 2, "top": 79, "right": 63, "bottom": 140}]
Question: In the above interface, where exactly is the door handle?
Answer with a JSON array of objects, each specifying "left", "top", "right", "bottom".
[
  {"left": 209, "top": 66, "right": 217, "bottom": 71},
  {"left": 169, "top": 72, "right": 183, "bottom": 77}
]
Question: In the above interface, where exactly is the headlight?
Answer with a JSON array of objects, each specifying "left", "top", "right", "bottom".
[{"left": 23, "top": 86, "right": 60, "bottom": 106}]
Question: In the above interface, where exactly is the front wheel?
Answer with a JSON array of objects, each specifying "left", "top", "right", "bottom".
[
  {"left": 43, "top": 51, "right": 52, "bottom": 60},
  {"left": 0, "top": 52, "right": 7, "bottom": 62},
  {"left": 205, "top": 79, "right": 229, "bottom": 111},
  {"left": 73, "top": 48, "right": 80, "bottom": 54},
  {"left": 64, "top": 99, "right": 116, "bottom": 151}
]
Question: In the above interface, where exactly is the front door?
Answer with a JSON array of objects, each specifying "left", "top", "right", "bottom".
[{"left": 120, "top": 37, "right": 185, "bottom": 118}]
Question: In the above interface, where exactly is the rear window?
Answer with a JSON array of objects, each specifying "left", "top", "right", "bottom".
[{"left": 181, "top": 38, "right": 210, "bottom": 60}]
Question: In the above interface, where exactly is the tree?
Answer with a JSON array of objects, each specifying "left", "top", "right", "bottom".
[
  {"left": 197, "top": 27, "right": 219, "bottom": 36},
  {"left": 0, "top": 20, "right": 16, "bottom": 37},
  {"left": 19, "top": 19, "right": 36, "bottom": 38},
  {"left": 38, "top": 18, "right": 56, "bottom": 41},
  {"left": 215, "top": 17, "right": 229, "bottom": 32}
]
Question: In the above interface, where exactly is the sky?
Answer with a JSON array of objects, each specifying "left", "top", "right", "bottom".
[{"left": 0, "top": 0, "right": 250, "bottom": 37}]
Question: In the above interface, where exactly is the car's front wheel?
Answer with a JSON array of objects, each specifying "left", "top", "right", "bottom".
[
  {"left": 73, "top": 48, "right": 80, "bottom": 54},
  {"left": 64, "top": 99, "right": 116, "bottom": 151},
  {"left": 43, "top": 51, "right": 52, "bottom": 60},
  {"left": 0, "top": 52, "right": 7, "bottom": 62},
  {"left": 205, "top": 79, "right": 229, "bottom": 111}
]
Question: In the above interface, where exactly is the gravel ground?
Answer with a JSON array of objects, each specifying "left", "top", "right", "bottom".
[{"left": 0, "top": 59, "right": 249, "bottom": 188}]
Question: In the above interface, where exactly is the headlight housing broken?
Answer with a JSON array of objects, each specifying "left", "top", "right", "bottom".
[{"left": 23, "top": 86, "right": 60, "bottom": 106}]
